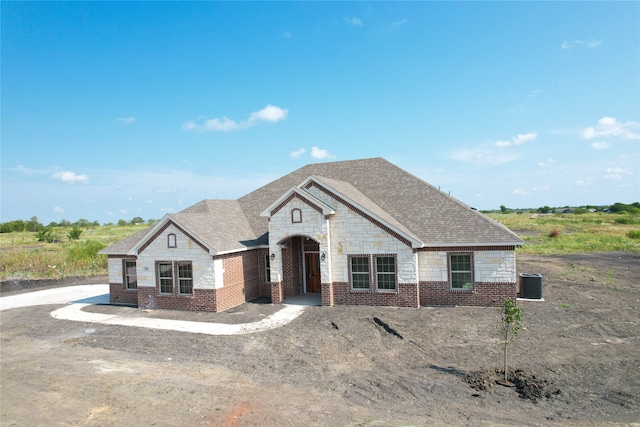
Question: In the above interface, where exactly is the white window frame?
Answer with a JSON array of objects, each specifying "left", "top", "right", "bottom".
[
  {"left": 157, "top": 261, "right": 193, "bottom": 296},
  {"left": 264, "top": 254, "right": 271, "bottom": 282}
]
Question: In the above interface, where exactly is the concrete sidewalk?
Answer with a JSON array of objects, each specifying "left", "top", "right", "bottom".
[{"left": 1, "top": 284, "right": 305, "bottom": 335}]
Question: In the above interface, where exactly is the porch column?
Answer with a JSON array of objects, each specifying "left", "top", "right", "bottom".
[{"left": 271, "top": 277, "right": 283, "bottom": 304}]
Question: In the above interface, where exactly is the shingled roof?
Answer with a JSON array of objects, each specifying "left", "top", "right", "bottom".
[{"left": 101, "top": 157, "right": 522, "bottom": 255}]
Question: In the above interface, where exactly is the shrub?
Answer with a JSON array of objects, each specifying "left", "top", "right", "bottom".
[
  {"left": 548, "top": 229, "right": 560, "bottom": 238},
  {"left": 67, "top": 240, "right": 106, "bottom": 264},
  {"left": 67, "top": 226, "right": 83, "bottom": 240},
  {"left": 615, "top": 217, "right": 640, "bottom": 225},
  {"left": 35, "top": 228, "right": 61, "bottom": 243},
  {"left": 627, "top": 230, "right": 640, "bottom": 240}
]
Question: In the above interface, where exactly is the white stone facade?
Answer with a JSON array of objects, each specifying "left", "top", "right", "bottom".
[
  {"left": 418, "top": 250, "right": 516, "bottom": 283},
  {"left": 135, "top": 224, "right": 217, "bottom": 289}
]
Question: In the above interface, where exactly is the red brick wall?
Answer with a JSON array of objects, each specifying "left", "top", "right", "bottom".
[
  {"left": 109, "top": 283, "right": 138, "bottom": 305},
  {"left": 221, "top": 251, "right": 262, "bottom": 302},
  {"left": 419, "top": 281, "right": 517, "bottom": 306},
  {"left": 332, "top": 282, "right": 419, "bottom": 308},
  {"left": 281, "top": 238, "right": 302, "bottom": 298},
  {"left": 137, "top": 286, "right": 218, "bottom": 311}
]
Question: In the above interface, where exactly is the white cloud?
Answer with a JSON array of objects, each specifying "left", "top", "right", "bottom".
[
  {"left": 51, "top": 170, "right": 90, "bottom": 184},
  {"left": 290, "top": 148, "right": 306, "bottom": 158},
  {"left": 450, "top": 146, "right": 520, "bottom": 166},
  {"left": 561, "top": 39, "right": 602, "bottom": 50},
  {"left": 386, "top": 19, "right": 408, "bottom": 31},
  {"left": 117, "top": 117, "right": 136, "bottom": 124},
  {"left": 53, "top": 206, "right": 65, "bottom": 214},
  {"left": 591, "top": 141, "right": 612, "bottom": 149},
  {"left": 182, "top": 104, "right": 289, "bottom": 132},
  {"left": 495, "top": 131, "right": 537, "bottom": 147},
  {"left": 120, "top": 209, "right": 129, "bottom": 214},
  {"left": 537, "top": 158, "right": 556, "bottom": 167},
  {"left": 513, "top": 188, "right": 529, "bottom": 195},
  {"left": 345, "top": 17, "right": 363, "bottom": 27},
  {"left": 310, "top": 146, "right": 335, "bottom": 159},
  {"left": 603, "top": 167, "right": 631, "bottom": 180},
  {"left": 576, "top": 177, "right": 596, "bottom": 186},
  {"left": 580, "top": 117, "right": 640, "bottom": 140}
]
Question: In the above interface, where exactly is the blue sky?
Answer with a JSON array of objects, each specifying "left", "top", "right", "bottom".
[{"left": 2, "top": 1, "right": 639, "bottom": 224}]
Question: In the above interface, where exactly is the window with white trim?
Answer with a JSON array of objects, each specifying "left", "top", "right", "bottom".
[
  {"left": 375, "top": 256, "right": 397, "bottom": 290},
  {"left": 350, "top": 256, "right": 370, "bottom": 290},
  {"left": 450, "top": 253, "right": 473, "bottom": 289},
  {"left": 123, "top": 260, "right": 137, "bottom": 290},
  {"left": 157, "top": 261, "right": 193, "bottom": 295}
]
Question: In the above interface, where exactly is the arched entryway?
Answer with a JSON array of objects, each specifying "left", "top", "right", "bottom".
[{"left": 277, "top": 235, "right": 321, "bottom": 297}]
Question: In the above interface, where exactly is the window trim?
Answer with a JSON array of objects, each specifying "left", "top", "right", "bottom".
[
  {"left": 167, "top": 233, "right": 177, "bottom": 248},
  {"left": 449, "top": 252, "right": 474, "bottom": 291},
  {"left": 176, "top": 261, "right": 193, "bottom": 295},
  {"left": 374, "top": 255, "right": 397, "bottom": 291},
  {"left": 291, "top": 208, "right": 302, "bottom": 223},
  {"left": 123, "top": 259, "right": 137, "bottom": 290},
  {"left": 157, "top": 261, "right": 174, "bottom": 295},
  {"left": 264, "top": 253, "right": 271, "bottom": 283},
  {"left": 349, "top": 255, "right": 371, "bottom": 290}
]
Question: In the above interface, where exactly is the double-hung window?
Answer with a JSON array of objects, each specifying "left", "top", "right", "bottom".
[
  {"left": 375, "top": 256, "right": 397, "bottom": 291},
  {"left": 450, "top": 254, "right": 473, "bottom": 290},
  {"left": 124, "top": 260, "right": 137, "bottom": 290},
  {"left": 264, "top": 254, "right": 271, "bottom": 282},
  {"left": 350, "top": 256, "right": 370, "bottom": 290},
  {"left": 157, "top": 261, "right": 193, "bottom": 295}
]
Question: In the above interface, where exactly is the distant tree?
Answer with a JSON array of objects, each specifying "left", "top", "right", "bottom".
[
  {"left": 59, "top": 219, "right": 71, "bottom": 227},
  {"left": 574, "top": 207, "right": 588, "bottom": 214},
  {"left": 117, "top": 219, "right": 128, "bottom": 226},
  {"left": 130, "top": 216, "right": 145, "bottom": 225},
  {"left": 500, "top": 205, "right": 508, "bottom": 214},
  {"left": 147, "top": 218, "right": 158, "bottom": 225},
  {"left": 537, "top": 206, "right": 552, "bottom": 214},
  {"left": 74, "top": 218, "right": 91, "bottom": 227},
  {"left": 92, "top": 220, "right": 100, "bottom": 227},
  {"left": 25, "top": 216, "right": 43, "bottom": 232}
]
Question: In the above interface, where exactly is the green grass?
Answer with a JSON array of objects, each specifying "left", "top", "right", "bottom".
[
  {"left": 488, "top": 212, "right": 640, "bottom": 254},
  {"left": 0, "top": 225, "right": 148, "bottom": 281}
]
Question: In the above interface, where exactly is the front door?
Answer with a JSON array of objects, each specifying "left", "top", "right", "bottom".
[{"left": 305, "top": 252, "right": 321, "bottom": 293}]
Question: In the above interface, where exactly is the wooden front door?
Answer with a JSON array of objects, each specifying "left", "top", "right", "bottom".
[{"left": 305, "top": 253, "right": 321, "bottom": 293}]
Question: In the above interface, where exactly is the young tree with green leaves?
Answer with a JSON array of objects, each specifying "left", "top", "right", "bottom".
[{"left": 498, "top": 297, "right": 523, "bottom": 383}]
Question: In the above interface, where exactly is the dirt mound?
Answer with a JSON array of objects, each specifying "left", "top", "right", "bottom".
[{"left": 464, "top": 368, "right": 561, "bottom": 402}]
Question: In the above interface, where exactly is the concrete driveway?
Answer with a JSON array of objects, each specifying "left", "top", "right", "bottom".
[{"left": 0, "top": 285, "right": 305, "bottom": 335}]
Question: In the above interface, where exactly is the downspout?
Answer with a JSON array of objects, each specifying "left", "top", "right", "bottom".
[{"left": 415, "top": 249, "right": 420, "bottom": 308}]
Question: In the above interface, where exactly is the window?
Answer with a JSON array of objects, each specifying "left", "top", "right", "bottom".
[
  {"left": 158, "top": 262, "right": 173, "bottom": 294},
  {"left": 168, "top": 233, "right": 177, "bottom": 248},
  {"left": 177, "top": 262, "right": 193, "bottom": 295},
  {"left": 157, "top": 261, "right": 194, "bottom": 295},
  {"left": 450, "top": 254, "right": 473, "bottom": 289},
  {"left": 350, "top": 256, "right": 370, "bottom": 290},
  {"left": 124, "top": 260, "right": 137, "bottom": 290},
  {"left": 291, "top": 208, "right": 302, "bottom": 223},
  {"left": 264, "top": 254, "right": 271, "bottom": 282},
  {"left": 375, "top": 256, "right": 397, "bottom": 290}
]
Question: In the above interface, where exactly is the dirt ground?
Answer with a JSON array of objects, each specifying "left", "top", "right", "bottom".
[{"left": 1, "top": 252, "right": 639, "bottom": 426}]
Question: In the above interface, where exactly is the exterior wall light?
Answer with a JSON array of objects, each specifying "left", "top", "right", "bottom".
[
  {"left": 271, "top": 253, "right": 276, "bottom": 260},
  {"left": 321, "top": 253, "right": 326, "bottom": 261}
]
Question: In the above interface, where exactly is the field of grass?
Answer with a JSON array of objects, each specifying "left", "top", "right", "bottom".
[
  {"left": 0, "top": 225, "right": 148, "bottom": 282},
  {"left": 486, "top": 212, "right": 640, "bottom": 254},
  {"left": 1, "top": 213, "right": 639, "bottom": 281}
]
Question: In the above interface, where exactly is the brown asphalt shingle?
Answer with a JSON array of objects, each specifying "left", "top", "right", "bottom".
[{"left": 101, "top": 158, "right": 522, "bottom": 255}]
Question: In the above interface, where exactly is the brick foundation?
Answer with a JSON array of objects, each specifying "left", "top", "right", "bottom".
[
  {"left": 419, "top": 281, "right": 517, "bottom": 306},
  {"left": 109, "top": 283, "right": 138, "bottom": 305},
  {"left": 332, "top": 282, "right": 419, "bottom": 308},
  {"left": 137, "top": 286, "right": 218, "bottom": 312}
]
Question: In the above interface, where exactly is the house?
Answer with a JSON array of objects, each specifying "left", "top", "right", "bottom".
[{"left": 100, "top": 158, "right": 523, "bottom": 312}]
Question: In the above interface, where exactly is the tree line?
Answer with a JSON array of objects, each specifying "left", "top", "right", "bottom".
[
  {"left": 0, "top": 216, "right": 158, "bottom": 233},
  {"left": 498, "top": 202, "right": 640, "bottom": 215}
]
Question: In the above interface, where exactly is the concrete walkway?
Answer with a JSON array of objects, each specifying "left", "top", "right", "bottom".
[{"left": 0, "top": 284, "right": 306, "bottom": 336}]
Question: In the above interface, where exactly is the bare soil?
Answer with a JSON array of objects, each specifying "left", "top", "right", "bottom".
[{"left": 1, "top": 252, "right": 639, "bottom": 426}]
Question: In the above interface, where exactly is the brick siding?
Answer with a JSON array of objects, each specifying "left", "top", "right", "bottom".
[
  {"left": 109, "top": 283, "right": 138, "bottom": 305},
  {"left": 419, "top": 281, "right": 517, "bottom": 307},
  {"left": 332, "top": 282, "right": 419, "bottom": 308}
]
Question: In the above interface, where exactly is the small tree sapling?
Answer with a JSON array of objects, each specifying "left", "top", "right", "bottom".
[{"left": 498, "top": 297, "right": 523, "bottom": 384}]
